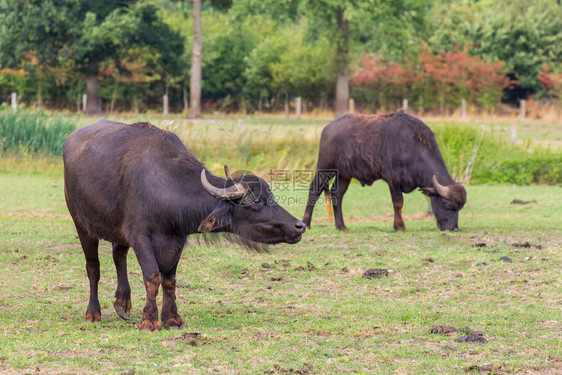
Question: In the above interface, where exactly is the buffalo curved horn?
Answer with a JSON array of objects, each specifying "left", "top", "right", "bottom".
[
  {"left": 432, "top": 175, "right": 451, "bottom": 198},
  {"left": 201, "top": 169, "right": 248, "bottom": 200},
  {"left": 224, "top": 164, "right": 234, "bottom": 181}
]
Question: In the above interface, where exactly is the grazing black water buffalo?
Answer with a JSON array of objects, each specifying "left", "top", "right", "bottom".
[
  {"left": 302, "top": 112, "right": 466, "bottom": 232},
  {"left": 63, "top": 120, "right": 305, "bottom": 331}
]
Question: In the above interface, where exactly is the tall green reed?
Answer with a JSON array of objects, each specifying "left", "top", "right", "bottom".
[{"left": 0, "top": 110, "right": 77, "bottom": 156}]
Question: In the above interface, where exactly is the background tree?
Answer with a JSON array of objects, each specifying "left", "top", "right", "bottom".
[
  {"left": 189, "top": 0, "right": 203, "bottom": 118},
  {"left": 1, "top": 0, "right": 560, "bottom": 114},
  {"left": 428, "top": 0, "right": 562, "bottom": 103},
  {"left": 0, "top": 0, "right": 76, "bottom": 107},
  {"left": 0, "top": 0, "right": 182, "bottom": 114},
  {"left": 302, "top": 0, "right": 428, "bottom": 116},
  {"left": 469, "top": 0, "right": 562, "bottom": 102}
]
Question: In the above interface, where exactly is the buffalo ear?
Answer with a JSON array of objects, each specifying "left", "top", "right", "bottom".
[
  {"left": 198, "top": 205, "right": 232, "bottom": 233},
  {"left": 420, "top": 187, "right": 436, "bottom": 196}
]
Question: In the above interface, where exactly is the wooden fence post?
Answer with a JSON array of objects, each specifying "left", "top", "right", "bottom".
[
  {"left": 349, "top": 98, "right": 355, "bottom": 113},
  {"left": 163, "top": 94, "right": 169, "bottom": 116},
  {"left": 402, "top": 99, "right": 408, "bottom": 113},
  {"left": 11, "top": 92, "right": 17, "bottom": 112}
]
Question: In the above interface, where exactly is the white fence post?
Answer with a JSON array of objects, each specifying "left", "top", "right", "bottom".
[
  {"left": 520, "top": 99, "right": 526, "bottom": 121},
  {"left": 295, "top": 96, "right": 302, "bottom": 119},
  {"left": 238, "top": 119, "right": 243, "bottom": 136},
  {"left": 349, "top": 98, "right": 355, "bottom": 113},
  {"left": 163, "top": 94, "right": 169, "bottom": 116},
  {"left": 510, "top": 125, "right": 517, "bottom": 143},
  {"left": 402, "top": 99, "right": 408, "bottom": 113},
  {"left": 11, "top": 92, "right": 17, "bottom": 112},
  {"left": 82, "top": 94, "right": 87, "bottom": 113},
  {"left": 461, "top": 98, "right": 467, "bottom": 119}
]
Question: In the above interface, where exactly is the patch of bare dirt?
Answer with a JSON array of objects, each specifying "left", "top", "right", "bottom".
[
  {"left": 511, "top": 199, "right": 538, "bottom": 205},
  {"left": 512, "top": 241, "right": 542, "bottom": 249},
  {"left": 265, "top": 363, "right": 313, "bottom": 374},
  {"left": 164, "top": 332, "right": 212, "bottom": 347},
  {"left": 362, "top": 269, "right": 389, "bottom": 279},
  {"left": 464, "top": 363, "right": 501, "bottom": 373},
  {"left": 455, "top": 335, "right": 487, "bottom": 343},
  {"left": 0, "top": 211, "right": 70, "bottom": 219},
  {"left": 429, "top": 325, "right": 457, "bottom": 335},
  {"left": 430, "top": 325, "right": 488, "bottom": 343},
  {"left": 251, "top": 329, "right": 281, "bottom": 341}
]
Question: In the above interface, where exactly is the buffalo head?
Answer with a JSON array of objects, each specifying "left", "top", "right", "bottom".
[
  {"left": 421, "top": 175, "right": 467, "bottom": 231},
  {"left": 198, "top": 166, "right": 305, "bottom": 245}
]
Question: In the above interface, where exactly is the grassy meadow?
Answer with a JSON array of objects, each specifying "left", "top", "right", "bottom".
[
  {"left": 0, "top": 171, "right": 561, "bottom": 374},
  {"left": 0, "top": 114, "right": 561, "bottom": 374}
]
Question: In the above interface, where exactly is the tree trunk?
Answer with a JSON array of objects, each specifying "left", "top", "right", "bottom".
[
  {"left": 335, "top": 7, "right": 349, "bottom": 117},
  {"left": 110, "top": 80, "right": 118, "bottom": 114},
  {"left": 37, "top": 79, "right": 43, "bottom": 108},
  {"left": 85, "top": 60, "right": 99, "bottom": 114},
  {"left": 189, "top": 0, "right": 202, "bottom": 118},
  {"left": 183, "top": 85, "right": 189, "bottom": 115}
]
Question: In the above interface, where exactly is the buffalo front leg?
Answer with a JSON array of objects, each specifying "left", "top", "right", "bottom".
[
  {"left": 161, "top": 267, "right": 185, "bottom": 329},
  {"left": 76, "top": 227, "right": 101, "bottom": 322},
  {"left": 302, "top": 169, "right": 336, "bottom": 229},
  {"left": 331, "top": 175, "right": 351, "bottom": 231},
  {"left": 389, "top": 187, "right": 406, "bottom": 232},
  {"left": 112, "top": 243, "right": 132, "bottom": 320},
  {"left": 132, "top": 237, "right": 162, "bottom": 331}
]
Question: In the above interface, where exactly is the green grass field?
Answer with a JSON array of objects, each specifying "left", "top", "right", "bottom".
[{"left": 0, "top": 169, "right": 560, "bottom": 374}]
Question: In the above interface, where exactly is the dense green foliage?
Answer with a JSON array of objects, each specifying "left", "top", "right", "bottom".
[
  {"left": 0, "top": 110, "right": 76, "bottom": 155},
  {"left": 432, "top": 123, "right": 562, "bottom": 185},
  {"left": 0, "top": 0, "right": 183, "bottom": 112},
  {"left": 178, "top": 118, "right": 562, "bottom": 185},
  {"left": 1, "top": 0, "right": 560, "bottom": 112}
]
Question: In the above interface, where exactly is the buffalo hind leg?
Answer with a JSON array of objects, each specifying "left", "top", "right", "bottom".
[
  {"left": 332, "top": 176, "right": 351, "bottom": 231},
  {"left": 389, "top": 187, "right": 406, "bottom": 232},
  {"left": 112, "top": 243, "right": 132, "bottom": 320},
  {"left": 302, "top": 169, "right": 336, "bottom": 229},
  {"left": 161, "top": 266, "right": 185, "bottom": 329},
  {"left": 76, "top": 227, "right": 101, "bottom": 322},
  {"left": 133, "top": 236, "right": 162, "bottom": 331}
]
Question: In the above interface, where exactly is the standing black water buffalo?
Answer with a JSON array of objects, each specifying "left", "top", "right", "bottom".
[
  {"left": 302, "top": 112, "right": 467, "bottom": 232},
  {"left": 63, "top": 120, "right": 305, "bottom": 331}
]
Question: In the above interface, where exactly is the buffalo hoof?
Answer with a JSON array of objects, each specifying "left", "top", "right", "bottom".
[
  {"left": 163, "top": 317, "right": 185, "bottom": 330},
  {"left": 394, "top": 226, "right": 407, "bottom": 232},
  {"left": 113, "top": 299, "right": 132, "bottom": 320},
  {"left": 138, "top": 319, "right": 161, "bottom": 332},
  {"left": 336, "top": 225, "right": 348, "bottom": 232},
  {"left": 85, "top": 313, "right": 101, "bottom": 322}
]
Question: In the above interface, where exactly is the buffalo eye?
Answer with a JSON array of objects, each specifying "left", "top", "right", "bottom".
[
  {"left": 443, "top": 200, "right": 456, "bottom": 210},
  {"left": 254, "top": 198, "right": 262, "bottom": 205}
]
